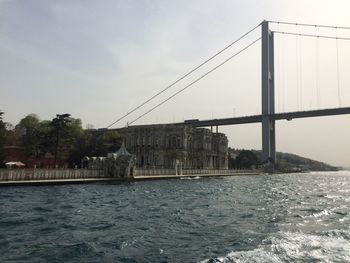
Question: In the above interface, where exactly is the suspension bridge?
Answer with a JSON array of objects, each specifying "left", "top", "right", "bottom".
[{"left": 106, "top": 20, "right": 350, "bottom": 168}]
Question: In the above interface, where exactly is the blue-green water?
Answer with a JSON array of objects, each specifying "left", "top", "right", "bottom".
[{"left": 1, "top": 172, "right": 350, "bottom": 262}]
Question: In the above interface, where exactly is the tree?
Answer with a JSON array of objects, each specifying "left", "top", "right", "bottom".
[
  {"left": 233, "top": 150, "right": 259, "bottom": 169},
  {"left": 49, "top": 114, "right": 84, "bottom": 167},
  {"left": 17, "top": 114, "right": 41, "bottom": 157},
  {"left": 50, "top": 114, "right": 72, "bottom": 166},
  {"left": 67, "top": 130, "right": 122, "bottom": 168},
  {"left": 0, "top": 112, "right": 14, "bottom": 167},
  {"left": 35, "top": 120, "right": 52, "bottom": 158},
  {"left": 275, "top": 159, "right": 291, "bottom": 172},
  {"left": 0, "top": 111, "right": 5, "bottom": 166},
  {"left": 83, "top": 130, "right": 121, "bottom": 157},
  {"left": 100, "top": 130, "right": 122, "bottom": 153}
]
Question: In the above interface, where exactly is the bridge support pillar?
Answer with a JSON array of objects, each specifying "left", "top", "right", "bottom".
[
  {"left": 262, "top": 117, "right": 275, "bottom": 164},
  {"left": 261, "top": 20, "right": 276, "bottom": 167}
]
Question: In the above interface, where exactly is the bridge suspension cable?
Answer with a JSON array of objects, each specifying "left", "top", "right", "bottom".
[
  {"left": 106, "top": 22, "right": 262, "bottom": 128},
  {"left": 272, "top": 31, "right": 350, "bottom": 41},
  {"left": 128, "top": 37, "right": 261, "bottom": 125},
  {"left": 268, "top": 20, "right": 350, "bottom": 31}
]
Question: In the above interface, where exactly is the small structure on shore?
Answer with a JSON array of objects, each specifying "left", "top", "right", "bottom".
[
  {"left": 82, "top": 143, "right": 136, "bottom": 178},
  {"left": 5, "top": 161, "right": 26, "bottom": 169}
]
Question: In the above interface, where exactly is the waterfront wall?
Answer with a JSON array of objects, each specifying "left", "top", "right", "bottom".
[
  {"left": 134, "top": 168, "right": 252, "bottom": 176},
  {"left": 0, "top": 168, "right": 257, "bottom": 182},
  {"left": 0, "top": 169, "right": 104, "bottom": 181}
]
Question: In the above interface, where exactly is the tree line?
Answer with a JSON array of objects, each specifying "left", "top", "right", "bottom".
[
  {"left": 228, "top": 149, "right": 260, "bottom": 169},
  {"left": 0, "top": 112, "right": 121, "bottom": 168}
]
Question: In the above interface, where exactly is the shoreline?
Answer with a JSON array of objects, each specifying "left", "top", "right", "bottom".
[{"left": 0, "top": 171, "right": 261, "bottom": 186}]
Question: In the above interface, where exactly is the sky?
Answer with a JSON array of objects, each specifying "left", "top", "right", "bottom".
[{"left": 1, "top": 0, "right": 350, "bottom": 167}]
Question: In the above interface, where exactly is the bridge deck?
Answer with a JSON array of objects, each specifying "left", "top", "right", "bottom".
[{"left": 173, "top": 107, "right": 350, "bottom": 127}]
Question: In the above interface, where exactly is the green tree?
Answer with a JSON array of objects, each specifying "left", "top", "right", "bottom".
[
  {"left": 17, "top": 114, "right": 41, "bottom": 157},
  {"left": 36, "top": 120, "right": 52, "bottom": 157},
  {"left": 50, "top": 114, "right": 72, "bottom": 165},
  {"left": 68, "top": 130, "right": 122, "bottom": 167},
  {"left": 234, "top": 150, "right": 259, "bottom": 169},
  {"left": 81, "top": 130, "right": 121, "bottom": 157},
  {"left": 50, "top": 114, "right": 84, "bottom": 166},
  {"left": 276, "top": 159, "right": 291, "bottom": 172},
  {"left": 0, "top": 113, "right": 15, "bottom": 166},
  {"left": 67, "top": 131, "right": 92, "bottom": 167},
  {"left": 0, "top": 111, "right": 5, "bottom": 166},
  {"left": 100, "top": 130, "right": 122, "bottom": 153}
]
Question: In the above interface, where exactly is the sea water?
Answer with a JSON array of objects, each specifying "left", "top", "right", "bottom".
[{"left": 1, "top": 171, "right": 350, "bottom": 262}]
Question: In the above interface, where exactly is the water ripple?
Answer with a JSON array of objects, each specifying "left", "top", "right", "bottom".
[{"left": 0, "top": 171, "right": 350, "bottom": 262}]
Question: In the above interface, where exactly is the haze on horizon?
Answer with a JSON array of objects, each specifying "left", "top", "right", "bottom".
[{"left": 1, "top": 0, "right": 350, "bottom": 167}]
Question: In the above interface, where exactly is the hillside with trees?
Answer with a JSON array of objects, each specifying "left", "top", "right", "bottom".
[{"left": 228, "top": 148, "right": 338, "bottom": 172}]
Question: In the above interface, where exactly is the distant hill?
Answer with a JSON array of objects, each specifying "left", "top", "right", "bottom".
[
  {"left": 274, "top": 152, "right": 338, "bottom": 171},
  {"left": 228, "top": 148, "right": 338, "bottom": 171}
]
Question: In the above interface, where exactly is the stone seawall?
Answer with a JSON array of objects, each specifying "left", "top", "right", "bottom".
[
  {"left": 134, "top": 168, "right": 252, "bottom": 176},
  {"left": 0, "top": 168, "right": 258, "bottom": 183},
  {"left": 0, "top": 169, "right": 104, "bottom": 181}
]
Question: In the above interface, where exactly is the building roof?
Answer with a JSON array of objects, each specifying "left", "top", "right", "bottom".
[
  {"left": 107, "top": 142, "right": 133, "bottom": 159},
  {"left": 116, "top": 142, "right": 131, "bottom": 156}
]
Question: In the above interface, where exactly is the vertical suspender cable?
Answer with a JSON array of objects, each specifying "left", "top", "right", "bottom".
[
  {"left": 298, "top": 28, "right": 303, "bottom": 111},
  {"left": 315, "top": 26, "right": 321, "bottom": 109},
  {"left": 295, "top": 24, "right": 300, "bottom": 111},
  {"left": 335, "top": 27, "right": 342, "bottom": 107},
  {"left": 277, "top": 22, "right": 281, "bottom": 113},
  {"left": 281, "top": 32, "right": 286, "bottom": 112}
]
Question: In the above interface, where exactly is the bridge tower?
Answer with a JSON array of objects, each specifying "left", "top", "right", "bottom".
[{"left": 261, "top": 20, "right": 276, "bottom": 166}]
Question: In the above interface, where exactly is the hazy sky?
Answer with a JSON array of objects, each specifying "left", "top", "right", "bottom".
[{"left": 1, "top": 0, "right": 350, "bottom": 166}]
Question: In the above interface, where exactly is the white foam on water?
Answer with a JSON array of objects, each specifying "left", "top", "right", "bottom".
[
  {"left": 325, "top": 194, "right": 346, "bottom": 200},
  {"left": 200, "top": 230, "right": 350, "bottom": 263},
  {"left": 312, "top": 209, "right": 333, "bottom": 218},
  {"left": 339, "top": 217, "right": 350, "bottom": 222},
  {"left": 180, "top": 176, "right": 201, "bottom": 180},
  {"left": 201, "top": 249, "right": 282, "bottom": 263}
]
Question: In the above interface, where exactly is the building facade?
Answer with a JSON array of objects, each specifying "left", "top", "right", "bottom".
[{"left": 114, "top": 124, "right": 228, "bottom": 169}]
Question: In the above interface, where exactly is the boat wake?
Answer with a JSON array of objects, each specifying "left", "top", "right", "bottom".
[{"left": 201, "top": 230, "right": 350, "bottom": 263}]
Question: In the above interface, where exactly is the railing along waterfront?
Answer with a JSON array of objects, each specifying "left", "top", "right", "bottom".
[
  {"left": 0, "top": 169, "right": 104, "bottom": 181},
  {"left": 134, "top": 168, "right": 256, "bottom": 176},
  {"left": 0, "top": 168, "right": 259, "bottom": 182}
]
